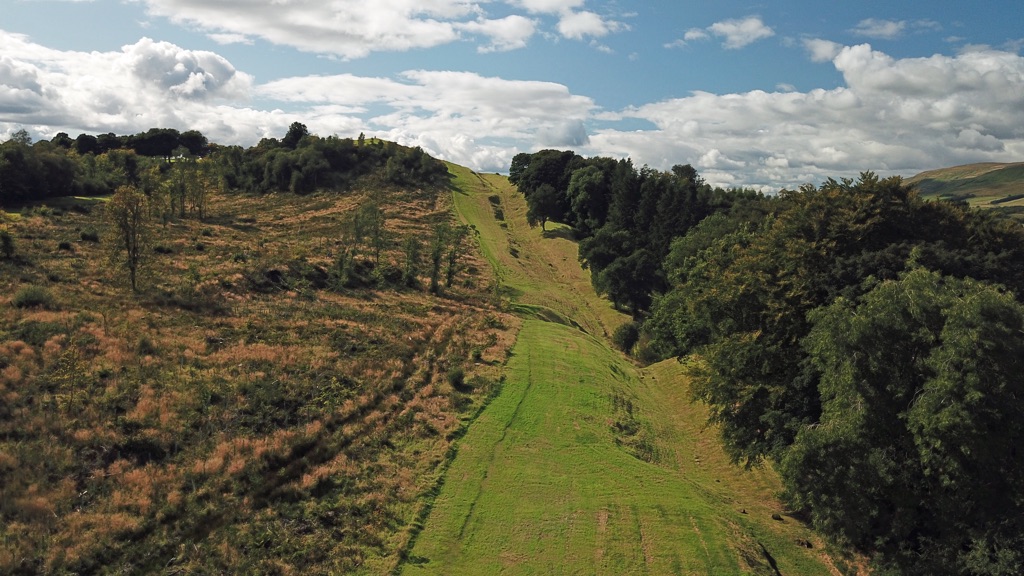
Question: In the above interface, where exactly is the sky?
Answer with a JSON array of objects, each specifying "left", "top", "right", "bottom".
[{"left": 2, "top": 0, "right": 1023, "bottom": 190}]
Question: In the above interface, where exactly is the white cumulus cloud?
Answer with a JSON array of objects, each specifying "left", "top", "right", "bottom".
[
  {"left": 684, "top": 29, "right": 710, "bottom": 42},
  {"left": 136, "top": 0, "right": 476, "bottom": 59},
  {"left": 3, "top": 28, "right": 1024, "bottom": 190},
  {"left": 557, "top": 10, "right": 622, "bottom": 40},
  {"left": 257, "top": 69, "right": 596, "bottom": 169},
  {"left": 804, "top": 38, "right": 842, "bottom": 63},
  {"left": 508, "top": 0, "right": 585, "bottom": 14},
  {"left": 457, "top": 15, "right": 537, "bottom": 52},
  {"left": 132, "top": 0, "right": 620, "bottom": 57},
  {"left": 588, "top": 43, "right": 1024, "bottom": 189},
  {"left": 671, "top": 16, "right": 774, "bottom": 50},
  {"left": 709, "top": 16, "right": 775, "bottom": 49},
  {"left": 0, "top": 31, "right": 255, "bottom": 137},
  {"left": 851, "top": 18, "right": 907, "bottom": 40}
]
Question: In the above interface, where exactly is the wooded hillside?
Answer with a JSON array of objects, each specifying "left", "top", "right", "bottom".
[{"left": 512, "top": 149, "right": 1024, "bottom": 576}]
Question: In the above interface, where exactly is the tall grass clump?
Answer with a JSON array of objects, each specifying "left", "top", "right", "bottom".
[{"left": 12, "top": 285, "right": 55, "bottom": 308}]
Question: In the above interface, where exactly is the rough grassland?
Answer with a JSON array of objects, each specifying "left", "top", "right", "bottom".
[
  {"left": 403, "top": 167, "right": 842, "bottom": 574},
  {"left": 0, "top": 184, "right": 519, "bottom": 574}
]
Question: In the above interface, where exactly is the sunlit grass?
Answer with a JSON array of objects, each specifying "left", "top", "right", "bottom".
[
  {"left": 407, "top": 168, "right": 842, "bottom": 575},
  {"left": 407, "top": 320, "right": 837, "bottom": 575},
  {"left": 448, "top": 163, "right": 626, "bottom": 339},
  {"left": 0, "top": 183, "right": 516, "bottom": 574}
]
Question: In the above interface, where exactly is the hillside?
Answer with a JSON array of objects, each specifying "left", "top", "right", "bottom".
[
  {"left": 402, "top": 165, "right": 846, "bottom": 575},
  {"left": 906, "top": 161, "right": 1024, "bottom": 207},
  {"left": 0, "top": 178, "right": 517, "bottom": 573},
  {"left": 1, "top": 153, "right": 852, "bottom": 574}
]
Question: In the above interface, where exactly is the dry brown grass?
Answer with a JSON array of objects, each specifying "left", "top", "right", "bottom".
[{"left": 0, "top": 181, "right": 516, "bottom": 573}]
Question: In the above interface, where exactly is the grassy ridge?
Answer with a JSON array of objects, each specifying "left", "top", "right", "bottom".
[
  {"left": 406, "top": 321, "right": 837, "bottom": 575},
  {"left": 907, "top": 162, "right": 1024, "bottom": 206},
  {"left": 448, "top": 165, "right": 625, "bottom": 339},
  {"left": 406, "top": 321, "right": 733, "bottom": 574},
  {"left": 404, "top": 167, "right": 842, "bottom": 574}
]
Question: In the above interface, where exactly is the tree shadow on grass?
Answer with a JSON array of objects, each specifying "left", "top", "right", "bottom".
[{"left": 541, "top": 227, "right": 577, "bottom": 241}]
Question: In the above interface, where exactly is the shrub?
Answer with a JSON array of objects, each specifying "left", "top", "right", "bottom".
[
  {"left": 373, "top": 263, "right": 403, "bottom": 285},
  {"left": 482, "top": 314, "right": 506, "bottom": 329},
  {"left": 80, "top": 229, "right": 100, "bottom": 243},
  {"left": 135, "top": 335, "right": 158, "bottom": 356},
  {"left": 13, "top": 285, "right": 55, "bottom": 308},
  {"left": 58, "top": 241, "right": 73, "bottom": 252},
  {"left": 0, "top": 230, "right": 13, "bottom": 259},
  {"left": 446, "top": 367, "right": 466, "bottom": 390},
  {"left": 13, "top": 320, "right": 64, "bottom": 346},
  {"left": 612, "top": 322, "right": 640, "bottom": 354}
]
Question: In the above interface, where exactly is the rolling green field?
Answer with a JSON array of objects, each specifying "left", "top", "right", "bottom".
[
  {"left": 401, "top": 167, "right": 843, "bottom": 575},
  {"left": 907, "top": 162, "right": 1024, "bottom": 207}
]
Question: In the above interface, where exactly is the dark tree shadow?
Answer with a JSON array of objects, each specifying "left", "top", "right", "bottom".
[
  {"left": 541, "top": 227, "right": 578, "bottom": 241},
  {"left": 759, "top": 543, "right": 783, "bottom": 576}
]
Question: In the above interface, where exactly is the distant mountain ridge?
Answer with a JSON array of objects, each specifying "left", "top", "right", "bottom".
[{"left": 906, "top": 161, "right": 1024, "bottom": 207}]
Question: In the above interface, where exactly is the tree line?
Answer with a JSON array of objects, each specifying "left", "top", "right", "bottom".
[
  {"left": 214, "top": 123, "right": 449, "bottom": 195},
  {"left": 3, "top": 123, "right": 462, "bottom": 296},
  {"left": 510, "top": 150, "right": 765, "bottom": 313},
  {"left": 512, "top": 150, "right": 1024, "bottom": 575},
  {"left": 1, "top": 123, "right": 449, "bottom": 207}
]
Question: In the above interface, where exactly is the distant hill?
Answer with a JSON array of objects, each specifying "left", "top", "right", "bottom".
[{"left": 906, "top": 162, "right": 1024, "bottom": 208}]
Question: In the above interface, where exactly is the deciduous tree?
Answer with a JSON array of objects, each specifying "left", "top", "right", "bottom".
[
  {"left": 787, "top": 268, "right": 1024, "bottom": 574},
  {"left": 106, "top": 185, "right": 150, "bottom": 291}
]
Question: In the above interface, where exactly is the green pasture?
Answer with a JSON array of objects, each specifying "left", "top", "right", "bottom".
[{"left": 909, "top": 162, "right": 1024, "bottom": 206}]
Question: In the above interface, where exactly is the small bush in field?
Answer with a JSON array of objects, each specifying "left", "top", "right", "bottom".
[
  {"left": 447, "top": 367, "right": 466, "bottom": 390},
  {"left": 612, "top": 322, "right": 640, "bottom": 354},
  {"left": 1, "top": 230, "right": 14, "bottom": 259},
  {"left": 136, "top": 335, "right": 158, "bottom": 356},
  {"left": 80, "top": 229, "right": 100, "bottom": 243},
  {"left": 13, "top": 285, "right": 55, "bottom": 308},
  {"left": 58, "top": 241, "right": 73, "bottom": 252}
]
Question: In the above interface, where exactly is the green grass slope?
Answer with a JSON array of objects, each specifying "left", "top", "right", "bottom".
[
  {"left": 402, "top": 167, "right": 843, "bottom": 575},
  {"left": 907, "top": 162, "right": 1024, "bottom": 207},
  {"left": 406, "top": 321, "right": 836, "bottom": 575},
  {"left": 447, "top": 165, "right": 625, "bottom": 339}
]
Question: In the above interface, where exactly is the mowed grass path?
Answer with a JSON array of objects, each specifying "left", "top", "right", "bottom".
[
  {"left": 446, "top": 165, "right": 624, "bottom": 339},
  {"left": 403, "top": 166, "right": 839, "bottom": 575}
]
